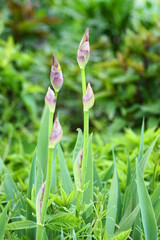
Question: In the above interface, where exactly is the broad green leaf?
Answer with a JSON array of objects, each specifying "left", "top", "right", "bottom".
[
  {"left": 136, "top": 163, "right": 158, "bottom": 240},
  {"left": 5, "top": 220, "right": 37, "bottom": 230},
  {"left": 0, "top": 204, "right": 8, "bottom": 240},
  {"left": 73, "top": 128, "right": 83, "bottom": 165},
  {"left": 58, "top": 145, "right": 73, "bottom": 195},
  {"left": 37, "top": 105, "right": 49, "bottom": 177},
  {"left": 113, "top": 229, "right": 131, "bottom": 240},
  {"left": 83, "top": 134, "right": 93, "bottom": 218}
]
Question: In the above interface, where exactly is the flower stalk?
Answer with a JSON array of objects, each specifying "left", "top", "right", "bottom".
[
  {"left": 77, "top": 28, "right": 92, "bottom": 188},
  {"left": 36, "top": 56, "right": 63, "bottom": 240}
]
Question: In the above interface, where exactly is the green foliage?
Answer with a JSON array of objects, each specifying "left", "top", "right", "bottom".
[{"left": 1, "top": 0, "right": 160, "bottom": 239}]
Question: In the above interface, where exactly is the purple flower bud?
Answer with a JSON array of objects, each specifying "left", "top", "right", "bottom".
[
  {"left": 49, "top": 117, "right": 63, "bottom": 148},
  {"left": 50, "top": 55, "right": 63, "bottom": 92},
  {"left": 36, "top": 181, "right": 46, "bottom": 223},
  {"left": 45, "top": 87, "right": 56, "bottom": 113},
  {"left": 83, "top": 83, "right": 95, "bottom": 111},
  {"left": 77, "top": 28, "right": 90, "bottom": 69}
]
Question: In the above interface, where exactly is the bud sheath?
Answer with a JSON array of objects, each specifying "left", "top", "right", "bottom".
[
  {"left": 50, "top": 55, "right": 63, "bottom": 92},
  {"left": 49, "top": 117, "right": 63, "bottom": 148},
  {"left": 36, "top": 181, "right": 46, "bottom": 223},
  {"left": 45, "top": 87, "right": 56, "bottom": 113},
  {"left": 83, "top": 83, "right": 94, "bottom": 111},
  {"left": 77, "top": 28, "right": 90, "bottom": 69}
]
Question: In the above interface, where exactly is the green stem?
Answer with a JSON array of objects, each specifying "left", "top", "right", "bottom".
[
  {"left": 80, "top": 68, "right": 89, "bottom": 188},
  {"left": 81, "top": 68, "right": 86, "bottom": 95},
  {"left": 36, "top": 224, "right": 43, "bottom": 240},
  {"left": 81, "top": 111, "right": 89, "bottom": 187},
  {"left": 36, "top": 110, "right": 54, "bottom": 240}
]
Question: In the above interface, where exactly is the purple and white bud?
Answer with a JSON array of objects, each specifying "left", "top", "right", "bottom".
[
  {"left": 50, "top": 55, "right": 63, "bottom": 92},
  {"left": 45, "top": 87, "right": 56, "bottom": 113},
  {"left": 83, "top": 83, "right": 95, "bottom": 111},
  {"left": 36, "top": 181, "right": 46, "bottom": 223},
  {"left": 49, "top": 117, "right": 63, "bottom": 148},
  {"left": 77, "top": 28, "right": 90, "bottom": 69}
]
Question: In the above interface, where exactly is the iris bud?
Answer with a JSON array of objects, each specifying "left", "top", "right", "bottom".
[
  {"left": 83, "top": 83, "right": 95, "bottom": 111},
  {"left": 49, "top": 117, "right": 63, "bottom": 148},
  {"left": 45, "top": 87, "right": 56, "bottom": 113},
  {"left": 77, "top": 28, "right": 90, "bottom": 69},
  {"left": 50, "top": 55, "right": 63, "bottom": 92}
]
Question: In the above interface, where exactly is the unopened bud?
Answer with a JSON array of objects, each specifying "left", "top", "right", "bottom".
[
  {"left": 45, "top": 87, "right": 56, "bottom": 113},
  {"left": 50, "top": 55, "right": 63, "bottom": 92},
  {"left": 77, "top": 28, "right": 90, "bottom": 69},
  {"left": 49, "top": 117, "right": 63, "bottom": 148},
  {"left": 83, "top": 83, "right": 94, "bottom": 111},
  {"left": 36, "top": 181, "right": 46, "bottom": 223}
]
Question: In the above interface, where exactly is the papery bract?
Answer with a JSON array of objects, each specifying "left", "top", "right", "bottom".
[
  {"left": 50, "top": 55, "right": 63, "bottom": 92},
  {"left": 36, "top": 181, "right": 46, "bottom": 223},
  {"left": 49, "top": 117, "right": 63, "bottom": 148},
  {"left": 77, "top": 28, "right": 90, "bottom": 69},
  {"left": 45, "top": 87, "right": 56, "bottom": 112},
  {"left": 83, "top": 83, "right": 94, "bottom": 111}
]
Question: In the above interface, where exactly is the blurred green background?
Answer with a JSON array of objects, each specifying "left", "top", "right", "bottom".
[{"left": 0, "top": 0, "right": 160, "bottom": 182}]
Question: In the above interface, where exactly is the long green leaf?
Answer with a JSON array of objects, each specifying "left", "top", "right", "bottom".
[
  {"left": 106, "top": 148, "right": 121, "bottom": 238},
  {"left": 37, "top": 105, "right": 49, "bottom": 177},
  {"left": 6, "top": 220, "right": 37, "bottom": 230},
  {"left": 58, "top": 145, "right": 73, "bottom": 195},
  {"left": 151, "top": 183, "right": 160, "bottom": 205},
  {"left": 73, "top": 128, "right": 83, "bottom": 165},
  {"left": 106, "top": 169, "right": 117, "bottom": 237},
  {"left": 116, "top": 204, "right": 139, "bottom": 233},
  {"left": 0, "top": 204, "right": 8, "bottom": 240},
  {"left": 136, "top": 163, "right": 158, "bottom": 240}
]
